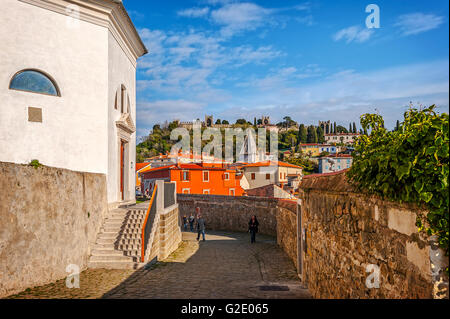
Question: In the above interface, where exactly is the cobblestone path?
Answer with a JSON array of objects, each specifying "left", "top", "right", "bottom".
[{"left": 6, "top": 231, "right": 311, "bottom": 299}]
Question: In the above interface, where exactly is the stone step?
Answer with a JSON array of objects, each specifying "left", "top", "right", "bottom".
[
  {"left": 123, "top": 250, "right": 140, "bottom": 257},
  {"left": 103, "top": 222, "right": 143, "bottom": 228},
  {"left": 91, "top": 249, "right": 126, "bottom": 256},
  {"left": 88, "top": 261, "right": 145, "bottom": 270},
  {"left": 119, "top": 228, "right": 142, "bottom": 235},
  {"left": 101, "top": 225, "right": 143, "bottom": 233},
  {"left": 98, "top": 232, "right": 120, "bottom": 239},
  {"left": 117, "top": 238, "right": 142, "bottom": 245},
  {"left": 93, "top": 243, "right": 117, "bottom": 249},
  {"left": 117, "top": 244, "right": 141, "bottom": 250},
  {"left": 118, "top": 233, "right": 141, "bottom": 239},
  {"left": 90, "top": 255, "right": 138, "bottom": 262},
  {"left": 107, "top": 213, "right": 143, "bottom": 219},
  {"left": 96, "top": 238, "right": 117, "bottom": 245}
]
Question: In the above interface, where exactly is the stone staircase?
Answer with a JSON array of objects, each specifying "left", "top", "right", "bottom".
[{"left": 88, "top": 208, "right": 152, "bottom": 269}]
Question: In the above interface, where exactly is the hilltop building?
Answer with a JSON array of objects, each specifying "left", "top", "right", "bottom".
[
  {"left": 318, "top": 154, "right": 353, "bottom": 173},
  {"left": 176, "top": 115, "right": 233, "bottom": 130},
  {"left": 299, "top": 144, "right": 341, "bottom": 156},
  {"left": 0, "top": 0, "right": 147, "bottom": 208},
  {"left": 325, "top": 133, "right": 360, "bottom": 145}
]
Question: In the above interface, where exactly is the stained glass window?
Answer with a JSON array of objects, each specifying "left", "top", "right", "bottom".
[{"left": 9, "top": 70, "right": 60, "bottom": 96}]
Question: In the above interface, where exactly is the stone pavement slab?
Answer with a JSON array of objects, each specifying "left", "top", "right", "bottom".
[{"left": 5, "top": 231, "right": 311, "bottom": 299}]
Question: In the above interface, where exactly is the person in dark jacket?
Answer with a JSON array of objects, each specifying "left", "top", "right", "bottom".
[
  {"left": 188, "top": 213, "right": 195, "bottom": 232},
  {"left": 248, "top": 215, "right": 259, "bottom": 243},
  {"left": 196, "top": 207, "right": 206, "bottom": 241},
  {"left": 182, "top": 215, "right": 188, "bottom": 231}
]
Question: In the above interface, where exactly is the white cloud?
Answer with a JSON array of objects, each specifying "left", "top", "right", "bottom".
[
  {"left": 137, "top": 27, "right": 283, "bottom": 95},
  {"left": 210, "top": 2, "right": 273, "bottom": 37},
  {"left": 333, "top": 25, "right": 374, "bottom": 43},
  {"left": 177, "top": 7, "right": 210, "bottom": 18},
  {"left": 137, "top": 99, "right": 205, "bottom": 128},
  {"left": 221, "top": 60, "right": 449, "bottom": 128},
  {"left": 394, "top": 13, "right": 445, "bottom": 36}
]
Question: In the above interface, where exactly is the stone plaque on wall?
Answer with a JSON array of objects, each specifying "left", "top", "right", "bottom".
[{"left": 28, "top": 107, "right": 42, "bottom": 123}]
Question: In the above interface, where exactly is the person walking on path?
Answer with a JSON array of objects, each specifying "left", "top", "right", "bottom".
[
  {"left": 182, "top": 215, "right": 188, "bottom": 231},
  {"left": 196, "top": 208, "right": 206, "bottom": 241},
  {"left": 188, "top": 213, "right": 195, "bottom": 232},
  {"left": 248, "top": 215, "right": 259, "bottom": 244}
]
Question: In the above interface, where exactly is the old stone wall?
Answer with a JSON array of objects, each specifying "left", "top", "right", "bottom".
[
  {"left": 177, "top": 194, "right": 279, "bottom": 236},
  {"left": 0, "top": 162, "right": 107, "bottom": 297},
  {"left": 177, "top": 194, "right": 300, "bottom": 270},
  {"left": 158, "top": 206, "right": 182, "bottom": 260},
  {"left": 146, "top": 180, "right": 182, "bottom": 263},
  {"left": 299, "top": 171, "right": 449, "bottom": 299},
  {"left": 276, "top": 200, "right": 298, "bottom": 270}
]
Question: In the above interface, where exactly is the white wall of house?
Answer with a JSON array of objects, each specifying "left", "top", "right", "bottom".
[
  {"left": 243, "top": 165, "right": 302, "bottom": 189},
  {"left": 107, "top": 31, "right": 137, "bottom": 204},
  {"left": 0, "top": 0, "right": 109, "bottom": 174},
  {"left": 319, "top": 157, "right": 353, "bottom": 173}
]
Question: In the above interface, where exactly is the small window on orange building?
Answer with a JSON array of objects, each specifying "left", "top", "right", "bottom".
[
  {"left": 251, "top": 173, "right": 256, "bottom": 180},
  {"left": 203, "top": 171, "right": 209, "bottom": 182},
  {"left": 224, "top": 172, "right": 230, "bottom": 180},
  {"left": 182, "top": 170, "right": 189, "bottom": 181},
  {"left": 203, "top": 189, "right": 210, "bottom": 194},
  {"left": 229, "top": 188, "right": 235, "bottom": 196},
  {"left": 266, "top": 173, "right": 270, "bottom": 180},
  {"left": 182, "top": 188, "right": 190, "bottom": 194}
]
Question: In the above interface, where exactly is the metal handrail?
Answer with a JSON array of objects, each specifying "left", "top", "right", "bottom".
[{"left": 141, "top": 185, "right": 158, "bottom": 262}]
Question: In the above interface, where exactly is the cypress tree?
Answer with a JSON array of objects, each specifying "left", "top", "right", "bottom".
[
  {"left": 333, "top": 122, "right": 337, "bottom": 134},
  {"left": 353, "top": 122, "right": 357, "bottom": 133},
  {"left": 316, "top": 126, "right": 325, "bottom": 143},
  {"left": 298, "top": 124, "right": 308, "bottom": 143}
]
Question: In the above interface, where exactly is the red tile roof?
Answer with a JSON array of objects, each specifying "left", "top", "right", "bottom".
[
  {"left": 243, "top": 161, "right": 302, "bottom": 169},
  {"left": 136, "top": 163, "right": 151, "bottom": 172}
]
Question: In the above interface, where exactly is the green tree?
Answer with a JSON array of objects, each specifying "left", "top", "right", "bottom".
[
  {"left": 333, "top": 122, "right": 337, "bottom": 133},
  {"left": 307, "top": 125, "right": 318, "bottom": 143},
  {"left": 222, "top": 120, "right": 229, "bottom": 124},
  {"left": 215, "top": 119, "right": 222, "bottom": 124},
  {"left": 298, "top": 124, "right": 308, "bottom": 143},
  {"left": 336, "top": 125, "right": 348, "bottom": 133},
  {"left": 353, "top": 122, "right": 357, "bottom": 133},
  {"left": 316, "top": 126, "right": 325, "bottom": 143},
  {"left": 235, "top": 119, "right": 247, "bottom": 125}
]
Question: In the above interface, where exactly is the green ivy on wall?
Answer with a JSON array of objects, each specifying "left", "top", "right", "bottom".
[{"left": 347, "top": 105, "right": 449, "bottom": 261}]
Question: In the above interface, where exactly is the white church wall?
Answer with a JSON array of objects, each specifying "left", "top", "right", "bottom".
[{"left": 0, "top": 0, "right": 109, "bottom": 174}]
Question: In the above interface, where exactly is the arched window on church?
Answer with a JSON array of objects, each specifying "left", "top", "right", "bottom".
[
  {"left": 9, "top": 69, "right": 60, "bottom": 96},
  {"left": 114, "top": 91, "right": 118, "bottom": 110},
  {"left": 120, "top": 84, "right": 126, "bottom": 114}
]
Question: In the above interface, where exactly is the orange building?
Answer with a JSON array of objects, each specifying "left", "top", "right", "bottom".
[
  {"left": 140, "top": 163, "right": 244, "bottom": 196},
  {"left": 135, "top": 162, "right": 151, "bottom": 190}
]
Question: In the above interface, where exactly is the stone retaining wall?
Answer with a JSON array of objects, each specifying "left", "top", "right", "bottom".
[
  {"left": 177, "top": 194, "right": 279, "bottom": 236},
  {"left": 146, "top": 180, "right": 182, "bottom": 263},
  {"left": 177, "top": 194, "right": 299, "bottom": 268},
  {"left": 0, "top": 161, "right": 108, "bottom": 298},
  {"left": 299, "top": 171, "right": 449, "bottom": 299}
]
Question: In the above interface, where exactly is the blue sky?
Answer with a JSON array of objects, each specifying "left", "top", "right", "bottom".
[{"left": 123, "top": 0, "right": 449, "bottom": 137}]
